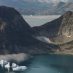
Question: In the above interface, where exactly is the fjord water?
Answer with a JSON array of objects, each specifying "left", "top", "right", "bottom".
[
  {"left": 23, "top": 55, "right": 73, "bottom": 73},
  {"left": 1, "top": 54, "right": 73, "bottom": 73}
]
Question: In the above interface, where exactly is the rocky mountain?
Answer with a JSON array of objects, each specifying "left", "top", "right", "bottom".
[
  {"left": 0, "top": 6, "right": 73, "bottom": 55},
  {"left": 33, "top": 11, "right": 73, "bottom": 52},
  {"left": 32, "top": 11, "right": 73, "bottom": 54},
  {"left": 0, "top": 6, "right": 59, "bottom": 54}
]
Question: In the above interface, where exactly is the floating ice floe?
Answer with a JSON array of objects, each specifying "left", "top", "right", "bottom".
[
  {"left": 0, "top": 60, "right": 8, "bottom": 67},
  {"left": 5, "top": 62, "right": 10, "bottom": 72},
  {"left": 0, "top": 60, "right": 27, "bottom": 72},
  {"left": 12, "top": 63, "right": 27, "bottom": 71}
]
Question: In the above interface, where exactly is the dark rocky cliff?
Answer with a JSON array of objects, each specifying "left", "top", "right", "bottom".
[{"left": 0, "top": 6, "right": 59, "bottom": 54}]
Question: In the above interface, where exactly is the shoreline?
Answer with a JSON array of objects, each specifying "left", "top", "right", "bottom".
[
  {"left": 49, "top": 51, "right": 73, "bottom": 56},
  {"left": 0, "top": 52, "right": 73, "bottom": 62},
  {"left": 0, "top": 53, "right": 29, "bottom": 62}
]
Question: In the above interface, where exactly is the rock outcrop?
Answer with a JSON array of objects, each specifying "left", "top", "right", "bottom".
[{"left": 0, "top": 6, "right": 32, "bottom": 54}]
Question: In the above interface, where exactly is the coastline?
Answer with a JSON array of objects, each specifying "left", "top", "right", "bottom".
[
  {"left": 49, "top": 51, "right": 73, "bottom": 56},
  {"left": 0, "top": 53, "right": 29, "bottom": 62}
]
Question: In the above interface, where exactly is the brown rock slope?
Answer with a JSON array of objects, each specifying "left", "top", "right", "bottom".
[
  {"left": 33, "top": 11, "right": 73, "bottom": 53},
  {"left": 33, "top": 11, "right": 73, "bottom": 44}
]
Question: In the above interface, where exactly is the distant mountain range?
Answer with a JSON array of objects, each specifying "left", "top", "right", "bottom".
[{"left": 0, "top": 0, "right": 73, "bottom": 15}]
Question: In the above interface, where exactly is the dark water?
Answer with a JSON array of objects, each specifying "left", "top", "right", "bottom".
[{"left": 1, "top": 54, "right": 73, "bottom": 73}]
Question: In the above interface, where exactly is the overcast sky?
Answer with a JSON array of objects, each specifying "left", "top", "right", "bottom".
[
  {"left": 0, "top": 0, "right": 72, "bottom": 7},
  {"left": 0, "top": 0, "right": 71, "bottom": 3},
  {"left": 39, "top": 0, "right": 68, "bottom": 2}
]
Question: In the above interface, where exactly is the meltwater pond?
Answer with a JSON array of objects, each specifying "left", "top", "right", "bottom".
[{"left": 1, "top": 54, "right": 73, "bottom": 73}]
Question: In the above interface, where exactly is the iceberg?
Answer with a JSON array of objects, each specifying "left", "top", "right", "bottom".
[{"left": 12, "top": 63, "right": 27, "bottom": 71}]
